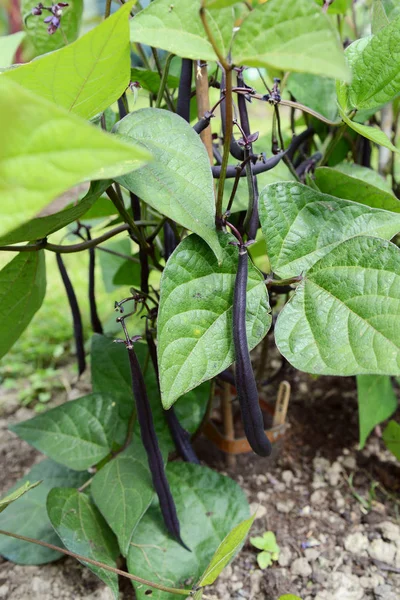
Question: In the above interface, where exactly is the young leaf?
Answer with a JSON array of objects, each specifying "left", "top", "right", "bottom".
[
  {"left": 343, "top": 16, "right": 400, "bottom": 111},
  {"left": 91, "top": 334, "right": 210, "bottom": 442},
  {"left": 259, "top": 182, "right": 400, "bottom": 279},
  {"left": 382, "top": 420, "right": 400, "bottom": 460},
  {"left": 91, "top": 440, "right": 158, "bottom": 556},
  {"left": 0, "top": 251, "right": 46, "bottom": 360},
  {"left": 278, "top": 596, "right": 303, "bottom": 600},
  {"left": 231, "top": 0, "right": 350, "bottom": 80},
  {"left": 157, "top": 234, "right": 270, "bottom": 408},
  {"left": 0, "top": 77, "right": 150, "bottom": 240},
  {"left": 22, "top": 0, "right": 82, "bottom": 57},
  {"left": 250, "top": 532, "right": 280, "bottom": 554},
  {"left": 257, "top": 550, "right": 273, "bottom": 569},
  {"left": 127, "top": 463, "right": 249, "bottom": 600},
  {"left": 314, "top": 167, "right": 400, "bottom": 213},
  {"left": 130, "top": 0, "right": 229, "bottom": 62},
  {"left": 11, "top": 393, "right": 122, "bottom": 470},
  {"left": 357, "top": 375, "right": 397, "bottom": 449},
  {"left": 197, "top": 514, "right": 255, "bottom": 587},
  {"left": 115, "top": 108, "right": 222, "bottom": 261},
  {"left": 275, "top": 236, "right": 400, "bottom": 376},
  {"left": 0, "top": 460, "right": 89, "bottom": 564},
  {"left": 0, "top": 480, "right": 41, "bottom": 513},
  {"left": 0, "top": 181, "right": 111, "bottom": 246},
  {"left": 0, "top": 31, "right": 24, "bottom": 67},
  {"left": 340, "top": 108, "right": 399, "bottom": 153},
  {"left": 47, "top": 488, "right": 120, "bottom": 598},
  {"left": 6, "top": 0, "right": 135, "bottom": 119}
]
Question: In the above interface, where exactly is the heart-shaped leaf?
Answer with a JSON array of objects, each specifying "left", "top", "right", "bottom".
[
  {"left": 115, "top": 108, "right": 222, "bottom": 261},
  {"left": 275, "top": 236, "right": 400, "bottom": 376},
  {"left": 158, "top": 233, "right": 270, "bottom": 408},
  {"left": 259, "top": 182, "right": 400, "bottom": 278}
]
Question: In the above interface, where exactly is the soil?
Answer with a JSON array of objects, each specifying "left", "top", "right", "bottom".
[{"left": 1, "top": 364, "right": 400, "bottom": 600}]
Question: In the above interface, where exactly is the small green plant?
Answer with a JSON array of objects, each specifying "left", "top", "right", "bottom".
[
  {"left": 278, "top": 595, "right": 302, "bottom": 600},
  {"left": 250, "top": 531, "right": 280, "bottom": 569}
]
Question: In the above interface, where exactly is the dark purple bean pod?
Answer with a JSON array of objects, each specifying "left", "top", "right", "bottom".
[
  {"left": 176, "top": 59, "right": 192, "bottom": 123},
  {"left": 126, "top": 342, "right": 190, "bottom": 550},
  {"left": 145, "top": 325, "right": 199, "bottom": 464},
  {"left": 84, "top": 228, "right": 103, "bottom": 335},
  {"left": 163, "top": 221, "right": 178, "bottom": 261},
  {"left": 233, "top": 246, "right": 272, "bottom": 457},
  {"left": 56, "top": 253, "right": 86, "bottom": 375}
]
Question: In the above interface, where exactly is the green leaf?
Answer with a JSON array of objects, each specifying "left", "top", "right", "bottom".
[
  {"left": 357, "top": 375, "right": 397, "bottom": 448},
  {"left": 231, "top": 0, "right": 350, "bottom": 80},
  {"left": 382, "top": 420, "right": 400, "bottom": 460},
  {"left": 0, "top": 181, "right": 111, "bottom": 246},
  {"left": 115, "top": 108, "right": 222, "bottom": 262},
  {"left": 372, "top": 0, "right": 390, "bottom": 32},
  {"left": 6, "top": 1, "right": 135, "bottom": 119},
  {"left": 91, "top": 334, "right": 210, "bottom": 440},
  {"left": 0, "top": 77, "right": 150, "bottom": 240},
  {"left": 333, "top": 162, "right": 394, "bottom": 193},
  {"left": 259, "top": 182, "right": 400, "bottom": 279},
  {"left": 340, "top": 109, "right": 399, "bottom": 153},
  {"left": 127, "top": 462, "right": 249, "bottom": 600},
  {"left": 257, "top": 550, "right": 273, "bottom": 569},
  {"left": 315, "top": 0, "right": 351, "bottom": 13},
  {"left": 130, "top": 67, "right": 180, "bottom": 95},
  {"left": 22, "top": 0, "right": 82, "bottom": 57},
  {"left": 198, "top": 514, "right": 255, "bottom": 587},
  {"left": 343, "top": 16, "right": 400, "bottom": 111},
  {"left": 98, "top": 238, "right": 132, "bottom": 293},
  {"left": 0, "top": 251, "right": 46, "bottom": 360},
  {"left": 47, "top": 488, "right": 120, "bottom": 598},
  {"left": 11, "top": 393, "right": 122, "bottom": 470},
  {"left": 130, "top": 0, "right": 229, "bottom": 62},
  {"left": 314, "top": 167, "right": 400, "bottom": 213},
  {"left": 250, "top": 532, "right": 280, "bottom": 554},
  {"left": 91, "top": 441, "right": 155, "bottom": 556},
  {"left": 113, "top": 258, "right": 141, "bottom": 287},
  {"left": 278, "top": 596, "right": 303, "bottom": 600},
  {"left": 0, "top": 480, "right": 41, "bottom": 514},
  {"left": 287, "top": 73, "right": 338, "bottom": 121},
  {"left": 205, "top": 0, "right": 237, "bottom": 7},
  {"left": 0, "top": 460, "right": 89, "bottom": 564},
  {"left": 158, "top": 233, "right": 270, "bottom": 408},
  {"left": 275, "top": 236, "right": 400, "bottom": 376},
  {"left": 0, "top": 32, "right": 24, "bottom": 67}
]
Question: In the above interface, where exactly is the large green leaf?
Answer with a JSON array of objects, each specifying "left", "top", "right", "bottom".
[
  {"left": 0, "top": 460, "right": 88, "bottom": 564},
  {"left": 0, "top": 77, "right": 150, "bottom": 240},
  {"left": 275, "top": 236, "right": 400, "bottom": 376},
  {"left": 287, "top": 73, "right": 338, "bottom": 121},
  {"left": 0, "top": 180, "right": 111, "bottom": 246},
  {"left": 342, "top": 16, "right": 400, "bottom": 111},
  {"left": 259, "top": 182, "right": 400, "bottom": 278},
  {"left": 198, "top": 514, "right": 255, "bottom": 587},
  {"left": 5, "top": 1, "right": 134, "bottom": 119},
  {"left": 383, "top": 420, "right": 400, "bottom": 460},
  {"left": 127, "top": 462, "right": 249, "bottom": 600},
  {"left": 333, "top": 163, "right": 394, "bottom": 193},
  {"left": 91, "top": 334, "right": 210, "bottom": 439},
  {"left": 0, "top": 251, "right": 46, "bottom": 360},
  {"left": 357, "top": 375, "right": 397, "bottom": 448},
  {"left": 158, "top": 233, "right": 270, "bottom": 408},
  {"left": 372, "top": 0, "right": 390, "bottom": 32},
  {"left": 314, "top": 167, "right": 400, "bottom": 213},
  {"left": 11, "top": 393, "right": 122, "bottom": 470},
  {"left": 115, "top": 108, "right": 222, "bottom": 261},
  {"left": 22, "top": 0, "right": 82, "bottom": 57},
  {"left": 130, "top": 0, "right": 230, "bottom": 62},
  {"left": 0, "top": 481, "right": 41, "bottom": 514},
  {"left": 231, "top": 0, "right": 349, "bottom": 80},
  {"left": 0, "top": 32, "right": 24, "bottom": 67},
  {"left": 91, "top": 440, "right": 155, "bottom": 556},
  {"left": 340, "top": 108, "right": 399, "bottom": 153},
  {"left": 47, "top": 488, "right": 120, "bottom": 598}
]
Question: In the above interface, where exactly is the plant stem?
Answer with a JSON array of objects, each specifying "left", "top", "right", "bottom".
[
  {"left": 104, "top": 0, "right": 112, "bottom": 18},
  {"left": 0, "top": 530, "right": 192, "bottom": 596},
  {"left": 155, "top": 53, "right": 175, "bottom": 109},
  {"left": 199, "top": 5, "right": 229, "bottom": 70},
  {"left": 216, "top": 67, "right": 233, "bottom": 221},
  {"left": 151, "top": 47, "right": 175, "bottom": 111},
  {"left": 196, "top": 61, "right": 214, "bottom": 164},
  {"left": 106, "top": 186, "right": 145, "bottom": 245}
]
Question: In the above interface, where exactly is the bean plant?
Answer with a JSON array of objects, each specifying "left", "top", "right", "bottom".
[{"left": 0, "top": 0, "right": 400, "bottom": 598}]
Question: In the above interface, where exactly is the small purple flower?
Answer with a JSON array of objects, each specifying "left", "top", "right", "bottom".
[
  {"left": 30, "top": 2, "right": 68, "bottom": 35},
  {"left": 31, "top": 2, "right": 44, "bottom": 15}
]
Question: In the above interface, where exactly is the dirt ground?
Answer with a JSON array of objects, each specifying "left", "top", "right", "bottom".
[{"left": 1, "top": 364, "right": 400, "bottom": 600}]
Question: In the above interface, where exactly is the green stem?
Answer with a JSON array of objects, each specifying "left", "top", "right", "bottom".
[
  {"left": 106, "top": 187, "right": 147, "bottom": 246},
  {"left": 0, "top": 530, "right": 192, "bottom": 596},
  {"left": 320, "top": 125, "right": 346, "bottom": 165},
  {"left": 155, "top": 53, "right": 175, "bottom": 109},
  {"left": 104, "top": 0, "right": 112, "bottom": 18},
  {"left": 199, "top": 5, "right": 229, "bottom": 70},
  {"left": 151, "top": 48, "right": 175, "bottom": 111}
]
